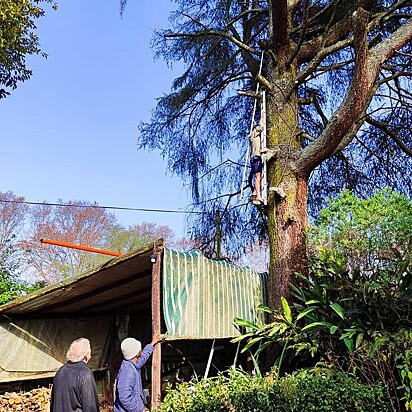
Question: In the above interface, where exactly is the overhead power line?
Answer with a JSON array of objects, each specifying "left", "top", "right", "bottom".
[{"left": 0, "top": 199, "right": 204, "bottom": 215}]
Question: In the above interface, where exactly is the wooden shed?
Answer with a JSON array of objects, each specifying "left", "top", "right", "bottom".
[{"left": 0, "top": 239, "right": 267, "bottom": 408}]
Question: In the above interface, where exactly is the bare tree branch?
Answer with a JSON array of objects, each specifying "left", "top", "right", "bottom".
[{"left": 366, "top": 116, "right": 412, "bottom": 157}]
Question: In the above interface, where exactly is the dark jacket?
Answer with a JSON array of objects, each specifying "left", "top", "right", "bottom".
[
  {"left": 50, "top": 361, "right": 99, "bottom": 412},
  {"left": 114, "top": 344, "right": 154, "bottom": 412}
]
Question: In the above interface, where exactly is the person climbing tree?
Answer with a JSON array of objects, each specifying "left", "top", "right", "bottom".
[{"left": 249, "top": 123, "right": 264, "bottom": 206}]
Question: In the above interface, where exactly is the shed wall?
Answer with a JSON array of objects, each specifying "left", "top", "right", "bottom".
[
  {"left": 162, "top": 248, "right": 267, "bottom": 339},
  {"left": 0, "top": 317, "right": 111, "bottom": 382}
]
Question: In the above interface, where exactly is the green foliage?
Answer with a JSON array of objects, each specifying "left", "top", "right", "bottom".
[
  {"left": 0, "top": 0, "right": 57, "bottom": 98},
  {"left": 395, "top": 331, "right": 412, "bottom": 410},
  {"left": 157, "top": 369, "right": 389, "bottom": 412},
  {"left": 310, "top": 188, "right": 412, "bottom": 278},
  {"left": 0, "top": 230, "right": 28, "bottom": 304},
  {"left": 0, "top": 268, "right": 22, "bottom": 304},
  {"left": 233, "top": 298, "right": 318, "bottom": 378},
  {"left": 233, "top": 190, "right": 412, "bottom": 410},
  {"left": 0, "top": 267, "right": 43, "bottom": 305}
]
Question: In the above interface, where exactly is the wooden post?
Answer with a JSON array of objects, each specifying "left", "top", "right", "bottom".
[
  {"left": 109, "top": 316, "right": 116, "bottom": 403},
  {"left": 151, "top": 246, "right": 162, "bottom": 410}
]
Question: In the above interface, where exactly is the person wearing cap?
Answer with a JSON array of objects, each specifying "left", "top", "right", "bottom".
[
  {"left": 50, "top": 337, "right": 99, "bottom": 412},
  {"left": 114, "top": 334, "right": 160, "bottom": 412}
]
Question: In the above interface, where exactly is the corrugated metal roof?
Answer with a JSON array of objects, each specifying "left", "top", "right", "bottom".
[{"left": 162, "top": 248, "right": 267, "bottom": 339}]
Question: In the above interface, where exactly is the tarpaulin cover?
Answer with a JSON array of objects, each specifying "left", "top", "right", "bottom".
[
  {"left": 0, "top": 317, "right": 111, "bottom": 382},
  {"left": 162, "top": 248, "right": 267, "bottom": 339}
]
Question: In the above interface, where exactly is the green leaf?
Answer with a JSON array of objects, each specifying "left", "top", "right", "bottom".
[
  {"left": 281, "top": 297, "right": 292, "bottom": 323},
  {"left": 302, "top": 321, "right": 334, "bottom": 332},
  {"left": 257, "top": 304, "right": 272, "bottom": 313},
  {"left": 255, "top": 341, "right": 272, "bottom": 356},
  {"left": 330, "top": 302, "right": 345, "bottom": 319},
  {"left": 249, "top": 353, "right": 262, "bottom": 378},
  {"left": 297, "top": 307, "right": 316, "bottom": 320},
  {"left": 355, "top": 332, "right": 364, "bottom": 348},
  {"left": 233, "top": 318, "right": 260, "bottom": 330},
  {"left": 230, "top": 332, "right": 254, "bottom": 343},
  {"left": 241, "top": 336, "right": 263, "bottom": 352},
  {"left": 305, "top": 299, "right": 321, "bottom": 305},
  {"left": 343, "top": 337, "right": 354, "bottom": 352},
  {"left": 330, "top": 325, "right": 339, "bottom": 334}
]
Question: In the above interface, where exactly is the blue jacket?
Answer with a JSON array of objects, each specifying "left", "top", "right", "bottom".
[{"left": 113, "top": 344, "right": 154, "bottom": 412}]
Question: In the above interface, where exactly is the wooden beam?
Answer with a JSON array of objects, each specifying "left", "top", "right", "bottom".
[{"left": 151, "top": 246, "right": 163, "bottom": 409}]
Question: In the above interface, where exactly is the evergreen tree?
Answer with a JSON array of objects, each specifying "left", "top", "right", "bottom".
[{"left": 125, "top": 0, "right": 412, "bottom": 307}]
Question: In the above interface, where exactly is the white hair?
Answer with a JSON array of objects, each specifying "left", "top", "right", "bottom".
[{"left": 66, "top": 338, "right": 91, "bottom": 362}]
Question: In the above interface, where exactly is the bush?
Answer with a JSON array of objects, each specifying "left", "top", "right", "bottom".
[{"left": 157, "top": 369, "right": 390, "bottom": 412}]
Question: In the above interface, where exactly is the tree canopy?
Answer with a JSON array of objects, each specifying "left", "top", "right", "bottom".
[
  {"left": 128, "top": 0, "right": 412, "bottom": 306},
  {"left": 0, "top": 0, "right": 57, "bottom": 98}
]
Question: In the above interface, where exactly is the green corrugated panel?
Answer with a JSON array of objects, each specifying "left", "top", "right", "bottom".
[{"left": 162, "top": 248, "right": 267, "bottom": 339}]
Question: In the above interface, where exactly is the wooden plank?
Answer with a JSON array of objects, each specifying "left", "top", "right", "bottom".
[{"left": 151, "top": 245, "right": 163, "bottom": 409}]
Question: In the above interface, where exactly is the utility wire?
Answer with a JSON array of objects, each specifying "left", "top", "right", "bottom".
[{"left": 0, "top": 199, "right": 204, "bottom": 215}]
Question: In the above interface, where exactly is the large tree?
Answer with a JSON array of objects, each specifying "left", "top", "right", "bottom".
[
  {"left": 22, "top": 200, "right": 117, "bottom": 283},
  {"left": 21, "top": 200, "right": 179, "bottom": 283},
  {"left": 0, "top": 191, "right": 28, "bottom": 271},
  {"left": 128, "top": 0, "right": 412, "bottom": 308},
  {"left": 0, "top": 0, "right": 56, "bottom": 98}
]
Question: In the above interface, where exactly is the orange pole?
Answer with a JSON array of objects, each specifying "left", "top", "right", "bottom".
[{"left": 40, "top": 238, "right": 122, "bottom": 257}]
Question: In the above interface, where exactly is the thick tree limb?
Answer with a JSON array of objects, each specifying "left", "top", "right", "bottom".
[
  {"left": 296, "top": 10, "right": 412, "bottom": 175},
  {"left": 331, "top": 87, "right": 376, "bottom": 156},
  {"left": 269, "top": 0, "right": 289, "bottom": 54}
]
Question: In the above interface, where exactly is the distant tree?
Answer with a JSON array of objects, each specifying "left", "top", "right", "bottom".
[
  {"left": 0, "top": 0, "right": 57, "bottom": 98},
  {"left": 0, "top": 191, "right": 29, "bottom": 272},
  {"left": 236, "top": 241, "right": 269, "bottom": 273},
  {"left": 124, "top": 0, "right": 412, "bottom": 307},
  {"left": 103, "top": 222, "right": 176, "bottom": 254},
  {"left": 22, "top": 200, "right": 117, "bottom": 283},
  {"left": 172, "top": 236, "right": 203, "bottom": 253}
]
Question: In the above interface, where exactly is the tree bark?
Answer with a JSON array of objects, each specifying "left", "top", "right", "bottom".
[{"left": 265, "top": 45, "right": 308, "bottom": 307}]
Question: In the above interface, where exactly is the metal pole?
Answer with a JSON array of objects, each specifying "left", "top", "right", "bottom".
[
  {"left": 261, "top": 90, "right": 268, "bottom": 205},
  {"left": 232, "top": 341, "right": 241, "bottom": 368},
  {"left": 204, "top": 339, "right": 216, "bottom": 378},
  {"left": 40, "top": 238, "right": 122, "bottom": 257}
]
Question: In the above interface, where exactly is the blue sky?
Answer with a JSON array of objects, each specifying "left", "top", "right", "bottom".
[{"left": 1, "top": 0, "right": 190, "bottom": 237}]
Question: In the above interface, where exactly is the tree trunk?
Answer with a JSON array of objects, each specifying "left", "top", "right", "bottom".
[
  {"left": 267, "top": 173, "right": 308, "bottom": 308},
  {"left": 266, "top": 59, "right": 309, "bottom": 309}
]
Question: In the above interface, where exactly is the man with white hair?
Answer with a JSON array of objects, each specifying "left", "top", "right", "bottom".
[{"left": 50, "top": 337, "right": 99, "bottom": 412}]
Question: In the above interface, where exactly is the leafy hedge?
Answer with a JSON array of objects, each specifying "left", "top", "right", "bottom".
[{"left": 157, "top": 369, "right": 390, "bottom": 412}]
